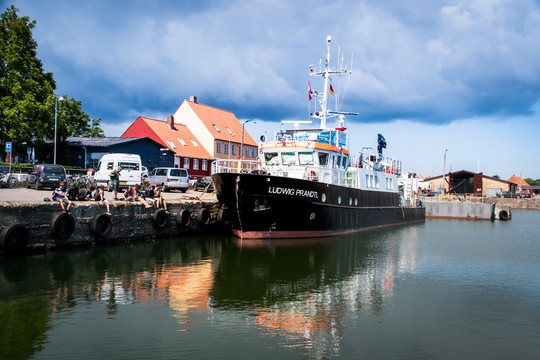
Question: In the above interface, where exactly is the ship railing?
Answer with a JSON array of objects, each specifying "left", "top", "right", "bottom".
[
  {"left": 212, "top": 159, "right": 260, "bottom": 174},
  {"left": 353, "top": 152, "right": 402, "bottom": 176}
]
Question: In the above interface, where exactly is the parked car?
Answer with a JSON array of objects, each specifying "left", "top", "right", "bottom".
[
  {"left": 194, "top": 177, "right": 214, "bottom": 192},
  {"left": 148, "top": 167, "right": 189, "bottom": 192},
  {"left": 26, "top": 164, "right": 67, "bottom": 190},
  {"left": 520, "top": 192, "right": 532, "bottom": 198},
  {"left": 94, "top": 153, "right": 143, "bottom": 190}
]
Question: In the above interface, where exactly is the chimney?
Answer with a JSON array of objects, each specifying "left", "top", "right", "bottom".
[
  {"left": 189, "top": 96, "right": 198, "bottom": 103},
  {"left": 167, "top": 115, "right": 176, "bottom": 130}
]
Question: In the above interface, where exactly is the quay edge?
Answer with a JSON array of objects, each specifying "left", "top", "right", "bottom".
[{"left": 0, "top": 199, "right": 223, "bottom": 255}]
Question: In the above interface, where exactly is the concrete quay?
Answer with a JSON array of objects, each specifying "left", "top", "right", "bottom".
[{"left": 0, "top": 188, "right": 224, "bottom": 255}]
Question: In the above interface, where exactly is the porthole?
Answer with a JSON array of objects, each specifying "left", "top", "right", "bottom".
[
  {"left": 321, "top": 193, "right": 326, "bottom": 203},
  {"left": 349, "top": 198, "right": 352, "bottom": 206},
  {"left": 355, "top": 199, "right": 358, "bottom": 206},
  {"left": 338, "top": 196, "right": 342, "bottom": 204}
]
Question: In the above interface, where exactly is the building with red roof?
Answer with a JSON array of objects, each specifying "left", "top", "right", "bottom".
[
  {"left": 507, "top": 175, "right": 532, "bottom": 194},
  {"left": 173, "top": 97, "right": 258, "bottom": 162},
  {"left": 122, "top": 115, "right": 213, "bottom": 179}
]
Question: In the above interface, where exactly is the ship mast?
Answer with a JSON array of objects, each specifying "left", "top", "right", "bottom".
[{"left": 309, "top": 36, "right": 354, "bottom": 129}]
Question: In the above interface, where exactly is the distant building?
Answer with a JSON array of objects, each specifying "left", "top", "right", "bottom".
[
  {"left": 507, "top": 175, "right": 532, "bottom": 194},
  {"left": 68, "top": 137, "right": 174, "bottom": 170},
  {"left": 424, "top": 170, "right": 515, "bottom": 197},
  {"left": 122, "top": 115, "right": 213, "bottom": 179},
  {"left": 172, "top": 96, "right": 258, "bottom": 163}
]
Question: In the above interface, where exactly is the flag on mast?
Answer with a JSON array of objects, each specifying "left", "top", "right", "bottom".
[
  {"left": 329, "top": 84, "right": 334, "bottom": 96},
  {"left": 308, "top": 81, "right": 312, "bottom": 100}
]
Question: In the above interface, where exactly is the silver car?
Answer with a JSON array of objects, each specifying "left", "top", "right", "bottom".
[{"left": 148, "top": 167, "right": 189, "bottom": 192}]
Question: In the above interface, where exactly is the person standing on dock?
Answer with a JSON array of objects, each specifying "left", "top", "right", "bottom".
[{"left": 110, "top": 166, "right": 122, "bottom": 200}]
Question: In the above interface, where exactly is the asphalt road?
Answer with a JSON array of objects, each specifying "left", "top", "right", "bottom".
[{"left": 0, "top": 187, "right": 214, "bottom": 203}]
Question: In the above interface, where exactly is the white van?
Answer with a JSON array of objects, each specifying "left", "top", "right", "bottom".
[{"left": 94, "top": 153, "right": 143, "bottom": 190}]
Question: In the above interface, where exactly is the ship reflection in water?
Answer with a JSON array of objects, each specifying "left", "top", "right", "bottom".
[{"left": 2, "top": 212, "right": 540, "bottom": 359}]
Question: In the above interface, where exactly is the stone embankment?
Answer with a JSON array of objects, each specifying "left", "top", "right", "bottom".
[
  {"left": 484, "top": 197, "right": 540, "bottom": 210},
  {"left": 0, "top": 198, "right": 225, "bottom": 255}
]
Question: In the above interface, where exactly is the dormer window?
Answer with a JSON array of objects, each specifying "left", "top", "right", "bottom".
[
  {"left": 213, "top": 124, "right": 221, "bottom": 132},
  {"left": 189, "top": 139, "right": 200, "bottom": 148},
  {"left": 177, "top": 137, "right": 187, "bottom": 146},
  {"left": 167, "top": 140, "right": 177, "bottom": 149},
  {"left": 226, "top": 127, "right": 235, "bottom": 136}
]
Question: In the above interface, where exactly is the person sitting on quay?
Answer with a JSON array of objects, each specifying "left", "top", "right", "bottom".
[
  {"left": 153, "top": 184, "right": 168, "bottom": 211},
  {"left": 134, "top": 184, "right": 153, "bottom": 208},
  {"left": 87, "top": 184, "right": 110, "bottom": 213},
  {"left": 53, "top": 181, "right": 72, "bottom": 211},
  {"left": 123, "top": 186, "right": 135, "bottom": 201},
  {"left": 67, "top": 182, "right": 81, "bottom": 201}
]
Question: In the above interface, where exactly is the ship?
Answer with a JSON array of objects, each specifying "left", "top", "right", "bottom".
[{"left": 212, "top": 36, "right": 425, "bottom": 239}]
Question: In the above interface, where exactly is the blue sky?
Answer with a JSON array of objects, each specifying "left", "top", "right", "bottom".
[{"left": 6, "top": 0, "right": 540, "bottom": 179}]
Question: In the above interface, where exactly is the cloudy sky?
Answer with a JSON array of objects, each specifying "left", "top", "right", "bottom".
[{"left": 6, "top": 0, "right": 540, "bottom": 179}]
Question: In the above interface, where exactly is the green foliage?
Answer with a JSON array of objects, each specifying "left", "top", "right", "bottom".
[
  {"left": 0, "top": 6, "right": 104, "bottom": 165},
  {"left": 0, "top": 5, "right": 55, "bottom": 144},
  {"left": 524, "top": 178, "right": 540, "bottom": 186}
]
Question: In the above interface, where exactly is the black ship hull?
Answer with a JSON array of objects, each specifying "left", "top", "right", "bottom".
[{"left": 213, "top": 173, "right": 425, "bottom": 239}]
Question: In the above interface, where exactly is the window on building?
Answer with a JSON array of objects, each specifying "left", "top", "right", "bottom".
[
  {"left": 177, "top": 137, "right": 187, "bottom": 146},
  {"left": 224, "top": 143, "right": 229, "bottom": 154},
  {"left": 245, "top": 146, "right": 250, "bottom": 158},
  {"left": 167, "top": 140, "right": 177, "bottom": 149},
  {"left": 252, "top": 148, "right": 256, "bottom": 158},
  {"left": 216, "top": 142, "right": 222, "bottom": 153},
  {"left": 184, "top": 157, "right": 190, "bottom": 169},
  {"left": 202, "top": 160, "right": 208, "bottom": 171},
  {"left": 189, "top": 139, "right": 200, "bottom": 148},
  {"left": 193, "top": 159, "right": 199, "bottom": 170},
  {"left": 232, "top": 144, "right": 236, "bottom": 156},
  {"left": 213, "top": 124, "right": 221, "bottom": 132}
]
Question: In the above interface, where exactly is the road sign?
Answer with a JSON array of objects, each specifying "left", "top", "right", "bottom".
[{"left": 5, "top": 142, "right": 12, "bottom": 153}]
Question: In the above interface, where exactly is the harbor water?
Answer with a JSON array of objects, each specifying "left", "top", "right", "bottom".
[{"left": 1, "top": 210, "right": 540, "bottom": 359}]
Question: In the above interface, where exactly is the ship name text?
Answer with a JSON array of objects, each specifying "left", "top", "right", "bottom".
[{"left": 268, "top": 186, "right": 319, "bottom": 199}]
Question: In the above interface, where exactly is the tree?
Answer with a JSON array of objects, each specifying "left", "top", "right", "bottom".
[
  {"left": 0, "top": 5, "right": 55, "bottom": 148},
  {"left": 1, "top": 6, "right": 104, "bottom": 165}
]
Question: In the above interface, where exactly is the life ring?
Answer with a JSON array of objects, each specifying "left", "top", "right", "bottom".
[
  {"left": 90, "top": 213, "right": 113, "bottom": 238},
  {"left": 198, "top": 208, "right": 211, "bottom": 226},
  {"left": 49, "top": 212, "right": 75, "bottom": 240},
  {"left": 499, "top": 210, "right": 509, "bottom": 221},
  {"left": 217, "top": 208, "right": 229, "bottom": 225},
  {"left": 0, "top": 224, "right": 29, "bottom": 254},
  {"left": 152, "top": 209, "right": 168, "bottom": 229},
  {"left": 177, "top": 208, "right": 191, "bottom": 228},
  {"left": 308, "top": 170, "right": 318, "bottom": 181}
]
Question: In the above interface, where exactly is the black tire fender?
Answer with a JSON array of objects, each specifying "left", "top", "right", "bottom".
[
  {"left": 49, "top": 212, "right": 75, "bottom": 240},
  {"left": 198, "top": 208, "right": 211, "bottom": 226},
  {"left": 0, "top": 224, "right": 29, "bottom": 254},
  {"left": 153, "top": 209, "right": 168, "bottom": 229},
  {"left": 499, "top": 210, "right": 509, "bottom": 221},
  {"left": 217, "top": 208, "right": 229, "bottom": 225},
  {"left": 90, "top": 213, "right": 113, "bottom": 238},
  {"left": 177, "top": 208, "right": 191, "bottom": 227}
]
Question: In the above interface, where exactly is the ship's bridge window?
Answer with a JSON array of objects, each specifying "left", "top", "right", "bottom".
[
  {"left": 342, "top": 156, "right": 349, "bottom": 169},
  {"left": 318, "top": 152, "right": 329, "bottom": 166},
  {"left": 336, "top": 156, "right": 342, "bottom": 168},
  {"left": 265, "top": 152, "right": 280, "bottom": 165},
  {"left": 299, "top": 151, "right": 314, "bottom": 165},
  {"left": 281, "top": 152, "right": 297, "bottom": 165}
]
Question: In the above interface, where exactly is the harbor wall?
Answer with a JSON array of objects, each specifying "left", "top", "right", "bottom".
[
  {"left": 424, "top": 201, "right": 495, "bottom": 220},
  {"left": 0, "top": 199, "right": 223, "bottom": 254}
]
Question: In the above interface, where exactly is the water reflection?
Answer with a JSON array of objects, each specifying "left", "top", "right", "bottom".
[{"left": 0, "top": 225, "right": 425, "bottom": 359}]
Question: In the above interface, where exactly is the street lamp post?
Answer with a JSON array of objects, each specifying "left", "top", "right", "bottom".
[
  {"left": 54, "top": 96, "right": 64, "bottom": 164},
  {"left": 241, "top": 119, "right": 255, "bottom": 160},
  {"left": 443, "top": 149, "right": 449, "bottom": 193}
]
